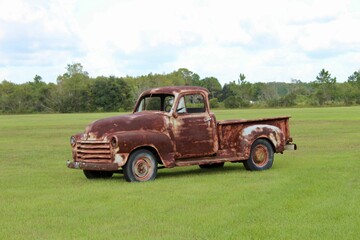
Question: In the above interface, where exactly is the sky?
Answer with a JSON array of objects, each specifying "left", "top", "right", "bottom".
[{"left": 0, "top": 0, "right": 360, "bottom": 85}]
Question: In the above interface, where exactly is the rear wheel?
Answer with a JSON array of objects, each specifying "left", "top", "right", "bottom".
[
  {"left": 83, "top": 170, "right": 113, "bottom": 179},
  {"left": 243, "top": 139, "right": 274, "bottom": 171},
  {"left": 123, "top": 149, "right": 158, "bottom": 182}
]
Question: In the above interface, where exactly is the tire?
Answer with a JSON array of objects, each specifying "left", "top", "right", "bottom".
[
  {"left": 199, "top": 162, "right": 225, "bottom": 169},
  {"left": 243, "top": 139, "right": 274, "bottom": 171},
  {"left": 83, "top": 170, "right": 113, "bottom": 179},
  {"left": 123, "top": 149, "right": 158, "bottom": 182}
]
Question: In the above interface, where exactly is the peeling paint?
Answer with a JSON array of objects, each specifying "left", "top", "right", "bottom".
[
  {"left": 67, "top": 86, "right": 296, "bottom": 175},
  {"left": 114, "top": 154, "right": 124, "bottom": 164},
  {"left": 242, "top": 124, "right": 280, "bottom": 136}
]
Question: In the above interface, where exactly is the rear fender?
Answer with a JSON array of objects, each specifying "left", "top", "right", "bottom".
[{"left": 239, "top": 124, "right": 285, "bottom": 158}]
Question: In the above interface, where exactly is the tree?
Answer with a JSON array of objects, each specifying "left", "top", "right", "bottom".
[
  {"left": 90, "top": 76, "right": 134, "bottom": 112},
  {"left": 253, "top": 82, "right": 278, "bottom": 102},
  {"left": 29, "top": 75, "right": 53, "bottom": 112},
  {"left": 311, "top": 69, "right": 337, "bottom": 105},
  {"left": 347, "top": 70, "right": 360, "bottom": 86},
  {"left": 238, "top": 73, "right": 246, "bottom": 84},
  {"left": 224, "top": 96, "right": 250, "bottom": 108},
  {"left": 221, "top": 81, "right": 237, "bottom": 101},
  {"left": 209, "top": 98, "right": 220, "bottom": 108},
  {"left": 199, "top": 77, "right": 222, "bottom": 99},
  {"left": 4, "top": 64, "right": 360, "bottom": 114},
  {"left": 33, "top": 74, "right": 42, "bottom": 83},
  {"left": 346, "top": 70, "right": 360, "bottom": 104},
  {"left": 61, "top": 63, "right": 89, "bottom": 79},
  {"left": 55, "top": 63, "right": 91, "bottom": 112},
  {"left": 237, "top": 74, "right": 253, "bottom": 101},
  {"left": 0, "top": 80, "right": 18, "bottom": 113},
  {"left": 177, "top": 68, "right": 200, "bottom": 86}
]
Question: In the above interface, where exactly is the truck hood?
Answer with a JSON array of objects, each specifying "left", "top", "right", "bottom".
[{"left": 84, "top": 111, "right": 168, "bottom": 139}]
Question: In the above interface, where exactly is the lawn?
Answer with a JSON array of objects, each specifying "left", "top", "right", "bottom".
[{"left": 1, "top": 107, "right": 359, "bottom": 239}]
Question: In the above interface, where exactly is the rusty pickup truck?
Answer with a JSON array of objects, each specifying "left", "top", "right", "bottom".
[{"left": 67, "top": 86, "right": 296, "bottom": 182}]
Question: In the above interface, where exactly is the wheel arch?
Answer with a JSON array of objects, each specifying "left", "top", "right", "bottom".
[
  {"left": 114, "top": 130, "right": 176, "bottom": 168},
  {"left": 239, "top": 124, "right": 285, "bottom": 158},
  {"left": 253, "top": 137, "right": 276, "bottom": 152},
  {"left": 128, "top": 145, "right": 163, "bottom": 165}
]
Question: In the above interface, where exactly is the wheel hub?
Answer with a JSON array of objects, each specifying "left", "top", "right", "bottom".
[
  {"left": 134, "top": 158, "right": 152, "bottom": 180},
  {"left": 253, "top": 145, "right": 269, "bottom": 166}
]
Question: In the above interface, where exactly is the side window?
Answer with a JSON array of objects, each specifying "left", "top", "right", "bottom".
[{"left": 177, "top": 94, "right": 205, "bottom": 114}]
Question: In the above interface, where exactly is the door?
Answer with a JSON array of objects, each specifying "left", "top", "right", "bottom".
[{"left": 171, "top": 94, "right": 216, "bottom": 159}]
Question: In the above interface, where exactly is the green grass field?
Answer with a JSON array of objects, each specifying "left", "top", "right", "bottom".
[{"left": 1, "top": 107, "right": 359, "bottom": 239}]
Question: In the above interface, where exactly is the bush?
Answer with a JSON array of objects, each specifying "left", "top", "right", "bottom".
[
  {"left": 224, "top": 96, "right": 250, "bottom": 108},
  {"left": 209, "top": 98, "right": 219, "bottom": 108}
]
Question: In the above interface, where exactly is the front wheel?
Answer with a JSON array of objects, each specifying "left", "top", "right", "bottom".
[
  {"left": 243, "top": 139, "right": 274, "bottom": 171},
  {"left": 123, "top": 149, "right": 158, "bottom": 182}
]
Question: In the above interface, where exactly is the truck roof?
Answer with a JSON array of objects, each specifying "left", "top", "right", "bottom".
[{"left": 140, "top": 86, "right": 209, "bottom": 96}]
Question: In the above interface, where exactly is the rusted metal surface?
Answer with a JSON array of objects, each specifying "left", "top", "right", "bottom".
[
  {"left": 252, "top": 144, "right": 270, "bottom": 167},
  {"left": 75, "top": 140, "right": 112, "bottom": 162},
  {"left": 67, "top": 86, "right": 296, "bottom": 177},
  {"left": 66, "top": 160, "right": 119, "bottom": 171}
]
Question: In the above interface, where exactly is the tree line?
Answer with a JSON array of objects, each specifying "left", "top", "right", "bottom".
[{"left": 0, "top": 63, "right": 359, "bottom": 114}]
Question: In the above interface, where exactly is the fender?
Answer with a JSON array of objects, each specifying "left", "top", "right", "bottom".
[
  {"left": 238, "top": 124, "right": 285, "bottom": 159},
  {"left": 112, "top": 130, "right": 176, "bottom": 168}
]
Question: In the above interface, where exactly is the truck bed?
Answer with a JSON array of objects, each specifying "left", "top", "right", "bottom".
[{"left": 216, "top": 116, "right": 291, "bottom": 154}]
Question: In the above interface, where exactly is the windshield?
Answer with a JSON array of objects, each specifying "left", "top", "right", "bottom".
[{"left": 136, "top": 94, "right": 175, "bottom": 112}]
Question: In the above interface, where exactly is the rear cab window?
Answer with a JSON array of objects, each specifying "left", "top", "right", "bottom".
[{"left": 177, "top": 94, "right": 205, "bottom": 114}]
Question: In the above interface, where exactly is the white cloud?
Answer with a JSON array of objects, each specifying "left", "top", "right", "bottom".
[
  {"left": 1, "top": 0, "right": 360, "bottom": 84},
  {"left": 0, "top": 0, "right": 44, "bottom": 23}
]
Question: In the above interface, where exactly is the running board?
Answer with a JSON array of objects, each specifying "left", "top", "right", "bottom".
[{"left": 175, "top": 156, "right": 242, "bottom": 167}]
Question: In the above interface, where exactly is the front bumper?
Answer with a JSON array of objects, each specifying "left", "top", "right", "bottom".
[{"left": 66, "top": 160, "right": 119, "bottom": 171}]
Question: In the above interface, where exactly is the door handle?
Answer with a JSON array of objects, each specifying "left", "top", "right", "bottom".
[{"left": 204, "top": 117, "right": 212, "bottom": 122}]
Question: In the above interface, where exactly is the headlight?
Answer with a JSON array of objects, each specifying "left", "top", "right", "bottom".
[
  {"left": 111, "top": 136, "right": 118, "bottom": 148},
  {"left": 70, "top": 136, "right": 76, "bottom": 147}
]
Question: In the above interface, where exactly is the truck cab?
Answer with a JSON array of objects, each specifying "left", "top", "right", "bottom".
[{"left": 134, "top": 87, "right": 218, "bottom": 159}]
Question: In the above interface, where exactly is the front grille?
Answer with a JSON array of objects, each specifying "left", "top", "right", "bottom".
[{"left": 76, "top": 140, "right": 112, "bottom": 163}]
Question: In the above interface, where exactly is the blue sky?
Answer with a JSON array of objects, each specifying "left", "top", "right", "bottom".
[{"left": 0, "top": 0, "right": 359, "bottom": 85}]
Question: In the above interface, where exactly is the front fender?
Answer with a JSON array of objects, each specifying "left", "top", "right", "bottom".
[
  {"left": 113, "top": 130, "right": 175, "bottom": 168},
  {"left": 239, "top": 124, "right": 285, "bottom": 158}
]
